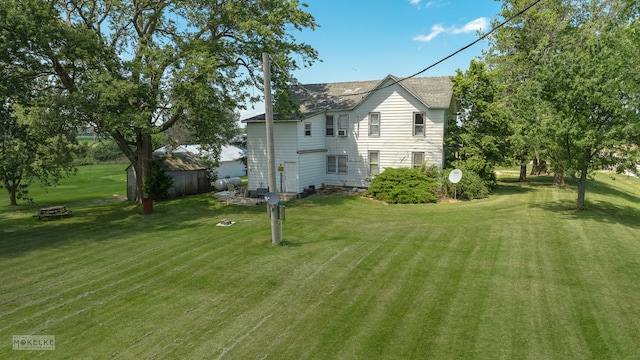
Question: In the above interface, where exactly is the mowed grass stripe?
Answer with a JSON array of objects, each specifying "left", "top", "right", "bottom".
[
  {"left": 96, "top": 218, "right": 368, "bottom": 358},
  {"left": 6, "top": 223, "right": 278, "bottom": 357},
  {"left": 2, "top": 169, "right": 640, "bottom": 359},
  {"left": 201, "top": 240, "right": 383, "bottom": 359},
  {"left": 2, "top": 230, "right": 214, "bottom": 334},
  {"left": 1, "top": 205, "right": 260, "bottom": 325}
]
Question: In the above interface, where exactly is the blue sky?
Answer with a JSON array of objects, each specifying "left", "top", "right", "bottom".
[{"left": 240, "top": 0, "right": 503, "bottom": 120}]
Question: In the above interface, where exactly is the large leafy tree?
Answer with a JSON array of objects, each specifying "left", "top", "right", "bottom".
[
  {"left": 487, "top": 0, "right": 640, "bottom": 210},
  {"left": 0, "top": 105, "right": 78, "bottom": 206},
  {"left": 449, "top": 60, "right": 510, "bottom": 188},
  {"left": 2, "top": 0, "right": 318, "bottom": 202},
  {"left": 1, "top": 1, "right": 78, "bottom": 205},
  {"left": 486, "top": 0, "right": 573, "bottom": 184}
]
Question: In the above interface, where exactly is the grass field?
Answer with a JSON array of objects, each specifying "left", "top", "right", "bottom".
[{"left": 1, "top": 165, "right": 640, "bottom": 359}]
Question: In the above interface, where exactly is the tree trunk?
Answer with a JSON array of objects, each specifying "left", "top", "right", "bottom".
[
  {"left": 530, "top": 157, "right": 538, "bottom": 175},
  {"left": 9, "top": 189, "right": 17, "bottom": 206},
  {"left": 519, "top": 161, "right": 527, "bottom": 182},
  {"left": 112, "top": 130, "right": 153, "bottom": 203},
  {"left": 531, "top": 156, "right": 546, "bottom": 175},
  {"left": 576, "top": 167, "right": 587, "bottom": 211},
  {"left": 553, "top": 169, "right": 565, "bottom": 186},
  {"left": 133, "top": 133, "right": 153, "bottom": 203}
]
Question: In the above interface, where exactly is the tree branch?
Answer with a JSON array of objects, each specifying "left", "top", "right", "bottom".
[{"left": 157, "top": 106, "right": 184, "bottom": 133}]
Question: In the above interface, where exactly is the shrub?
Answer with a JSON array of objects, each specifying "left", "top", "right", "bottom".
[
  {"left": 440, "top": 167, "right": 489, "bottom": 200},
  {"left": 453, "top": 156, "right": 497, "bottom": 189},
  {"left": 365, "top": 167, "right": 438, "bottom": 204},
  {"left": 91, "top": 139, "right": 124, "bottom": 162},
  {"left": 74, "top": 142, "right": 96, "bottom": 165},
  {"left": 143, "top": 162, "right": 174, "bottom": 201}
]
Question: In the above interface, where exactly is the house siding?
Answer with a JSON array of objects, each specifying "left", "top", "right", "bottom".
[
  {"left": 247, "top": 121, "right": 299, "bottom": 192},
  {"left": 323, "top": 81, "right": 446, "bottom": 187},
  {"left": 353, "top": 81, "right": 445, "bottom": 171},
  {"left": 245, "top": 75, "right": 454, "bottom": 193}
]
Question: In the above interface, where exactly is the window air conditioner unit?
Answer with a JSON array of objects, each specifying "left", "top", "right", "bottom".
[{"left": 337, "top": 129, "right": 347, "bottom": 137}]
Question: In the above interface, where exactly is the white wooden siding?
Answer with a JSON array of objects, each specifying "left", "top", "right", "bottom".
[
  {"left": 297, "top": 114, "right": 325, "bottom": 151},
  {"left": 331, "top": 80, "right": 446, "bottom": 186},
  {"left": 247, "top": 121, "right": 300, "bottom": 192},
  {"left": 298, "top": 151, "right": 326, "bottom": 191},
  {"left": 247, "top": 78, "right": 450, "bottom": 191}
]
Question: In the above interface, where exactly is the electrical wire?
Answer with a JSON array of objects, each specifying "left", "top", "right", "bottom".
[{"left": 296, "top": 0, "right": 543, "bottom": 98}]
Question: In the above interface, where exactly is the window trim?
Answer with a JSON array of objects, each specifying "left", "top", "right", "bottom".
[
  {"left": 368, "top": 150, "right": 379, "bottom": 175},
  {"left": 337, "top": 114, "right": 349, "bottom": 137},
  {"left": 327, "top": 154, "right": 348, "bottom": 174},
  {"left": 304, "top": 122, "right": 312, "bottom": 137},
  {"left": 413, "top": 112, "right": 426, "bottom": 137},
  {"left": 369, "top": 112, "right": 380, "bottom": 137},
  {"left": 411, "top": 152, "right": 425, "bottom": 169},
  {"left": 325, "top": 115, "right": 334, "bottom": 137}
]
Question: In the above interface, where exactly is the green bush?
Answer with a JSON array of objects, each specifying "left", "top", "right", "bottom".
[
  {"left": 74, "top": 142, "right": 96, "bottom": 165},
  {"left": 440, "top": 167, "right": 489, "bottom": 200},
  {"left": 453, "top": 156, "right": 497, "bottom": 189},
  {"left": 365, "top": 167, "right": 438, "bottom": 204},
  {"left": 143, "top": 162, "right": 174, "bottom": 201},
  {"left": 91, "top": 139, "right": 124, "bottom": 162}
]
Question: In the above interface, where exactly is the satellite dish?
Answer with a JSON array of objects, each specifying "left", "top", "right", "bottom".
[
  {"left": 449, "top": 169, "right": 463, "bottom": 184},
  {"left": 263, "top": 192, "right": 280, "bottom": 205}
]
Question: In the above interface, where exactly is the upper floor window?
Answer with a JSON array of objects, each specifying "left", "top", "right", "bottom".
[
  {"left": 413, "top": 112, "right": 425, "bottom": 136},
  {"left": 337, "top": 114, "right": 349, "bottom": 137},
  {"left": 304, "top": 122, "right": 312, "bottom": 137},
  {"left": 369, "top": 113, "right": 380, "bottom": 137},
  {"left": 325, "top": 115, "right": 334, "bottom": 136}
]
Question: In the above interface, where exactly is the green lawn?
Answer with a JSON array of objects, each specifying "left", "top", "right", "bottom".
[{"left": 1, "top": 166, "right": 640, "bottom": 359}]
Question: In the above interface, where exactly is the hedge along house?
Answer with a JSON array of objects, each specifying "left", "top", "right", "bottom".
[
  {"left": 243, "top": 75, "right": 456, "bottom": 196},
  {"left": 126, "top": 151, "right": 210, "bottom": 201}
]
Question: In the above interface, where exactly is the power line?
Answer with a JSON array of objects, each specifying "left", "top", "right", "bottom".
[{"left": 296, "top": 0, "right": 543, "bottom": 98}]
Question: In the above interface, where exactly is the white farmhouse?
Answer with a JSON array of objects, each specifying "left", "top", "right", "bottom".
[{"left": 243, "top": 75, "right": 456, "bottom": 196}]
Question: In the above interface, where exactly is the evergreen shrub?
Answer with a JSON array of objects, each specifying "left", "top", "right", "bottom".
[{"left": 365, "top": 167, "right": 438, "bottom": 204}]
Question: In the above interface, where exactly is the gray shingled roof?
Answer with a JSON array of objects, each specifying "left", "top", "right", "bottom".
[
  {"left": 153, "top": 152, "right": 206, "bottom": 172},
  {"left": 242, "top": 75, "right": 454, "bottom": 122},
  {"left": 292, "top": 75, "right": 453, "bottom": 117}
]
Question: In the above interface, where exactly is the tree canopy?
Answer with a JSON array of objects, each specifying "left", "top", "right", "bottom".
[
  {"left": 1, "top": 1, "right": 79, "bottom": 205},
  {"left": 470, "top": 0, "right": 640, "bottom": 210},
  {"left": 1, "top": 0, "right": 318, "bottom": 202}
]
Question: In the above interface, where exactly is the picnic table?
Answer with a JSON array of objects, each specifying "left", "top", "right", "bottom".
[{"left": 33, "top": 205, "right": 72, "bottom": 219}]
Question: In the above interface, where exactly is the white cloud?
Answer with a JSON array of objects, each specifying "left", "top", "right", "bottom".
[
  {"left": 410, "top": 0, "right": 446, "bottom": 9},
  {"left": 452, "top": 17, "right": 489, "bottom": 34},
  {"left": 412, "top": 24, "right": 445, "bottom": 42},
  {"left": 413, "top": 17, "right": 489, "bottom": 43}
]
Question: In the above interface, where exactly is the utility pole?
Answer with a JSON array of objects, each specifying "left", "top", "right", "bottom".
[{"left": 263, "top": 52, "right": 280, "bottom": 245}]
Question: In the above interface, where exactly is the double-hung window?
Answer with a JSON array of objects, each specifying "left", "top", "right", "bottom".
[
  {"left": 327, "top": 155, "right": 348, "bottom": 174},
  {"left": 369, "top": 151, "right": 379, "bottom": 175},
  {"left": 337, "top": 114, "right": 348, "bottom": 137},
  {"left": 369, "top": 113, "right": 380, "bottom": 137},
  {"left": 304, "top": 122, "right": 312, "bottom": 137},
  {"left": 413, "top": 112, "right": 425, "bottom": 136},
  {"left": 325, "top": 115, "right": 334, "bottom": 136},
  {"left": 412, "top": 152, "right": 425, "bottom": 169}
]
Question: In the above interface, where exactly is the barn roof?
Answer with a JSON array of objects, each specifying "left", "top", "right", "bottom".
[{"left": 153, "top": 152, "right": 206, "bottom": 172}]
